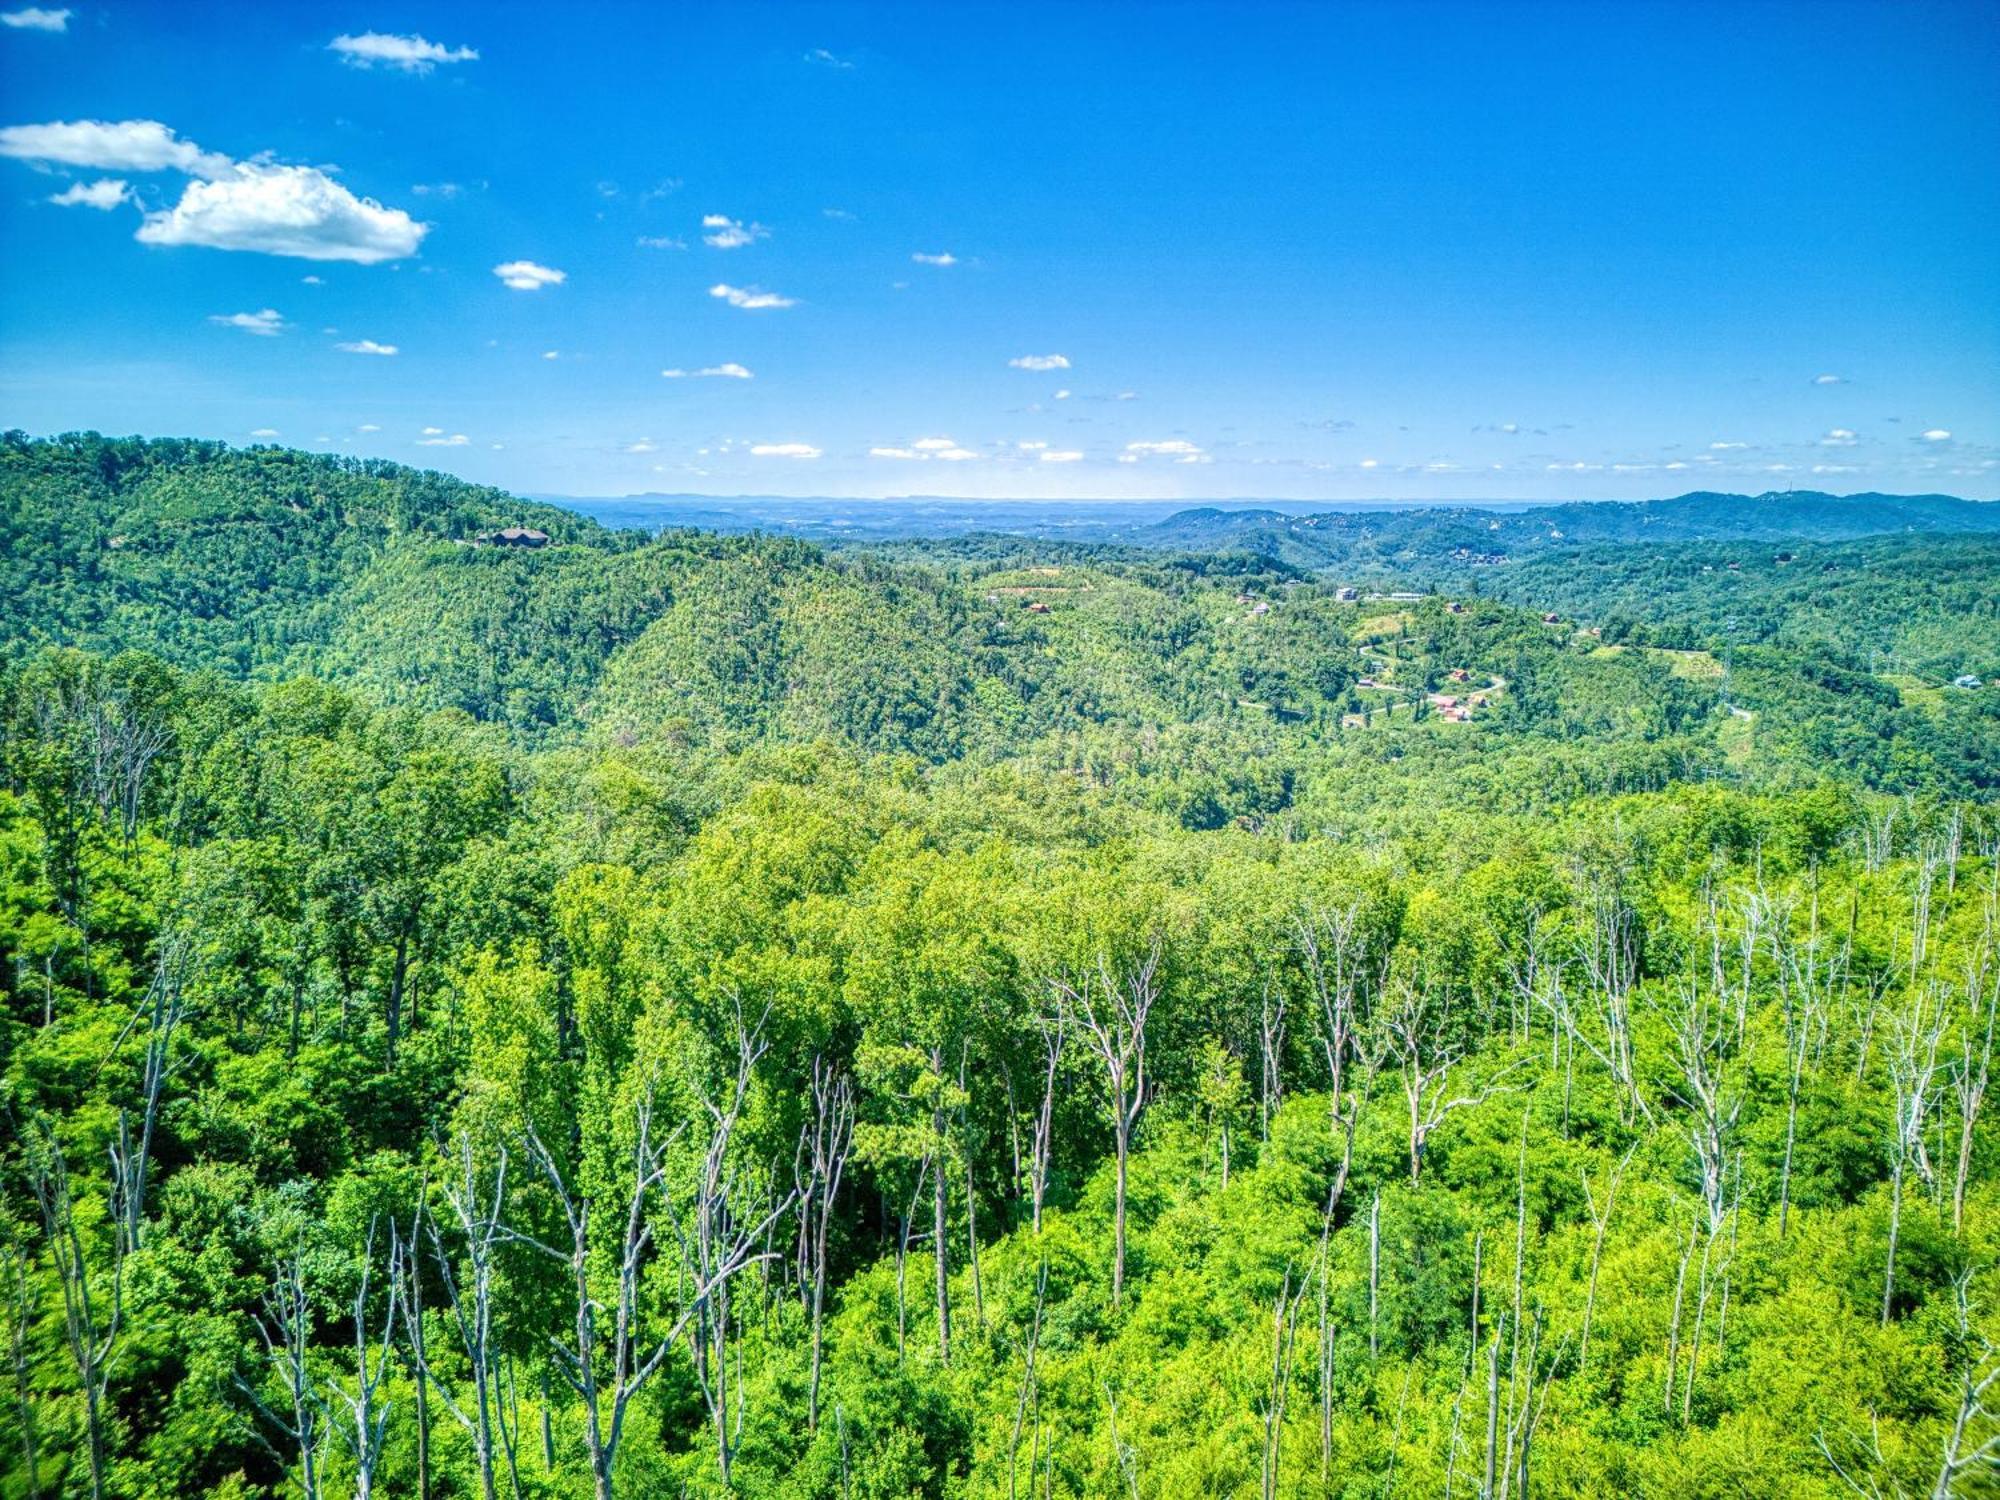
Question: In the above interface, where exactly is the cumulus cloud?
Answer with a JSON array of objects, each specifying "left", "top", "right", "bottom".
[
  {"left": 249, "top": 427, "right": 280, "bottom": 438},
  {"left": 329, "top": 32, "right": 477, "bottom": 73},
  {"left": 709, "top": 283, "right": 795, "bottom": 309},
  {"left": 661, "top": 362, "right": 754, "bottom": 379},
  {"left": 2, "top": 7, "right": 69, "bottom": 29},
  {"left": 336, "top": 339, "right": 397, "bottom": 355},
  {"left": 1709, "top": 440, "right": 1748, "bottom": 451},
  {"left": 417, "top": 431, "right": 469, "bottom": 447},
  {"left": 912, "top": 251, "right": 957, "bottom": 266},
  {"left": 1053, "top": 389, "right": 1071, "bottom": 401},
  {"left": 625, "top": 440, "right": 656, "bottom": 454},
  {"left": 493, "top": 259, "right": 565, "bottom": 290},
  {"left": 0, "top": 118, "right": 233, "bottom": 176},
  {"left": 1812, "top": 373, "right": 1846, "bottom": 385},
  {"left": 210, "top": 308, "right": 286, "bottom": 336},
  {"left": 912, "top": 437, "right": 957, "bottom": 451},
  {"left": 357, "top": 423, "right": 381, "bottom": 432},
  {"left": 1, "top": 116, "right": 425, "bottom": 264},
  {"left": 1039, "top": 450, "right": 1084, "bottom": 463},
  {"left": 702, "top": 214, "right": 768, "bottom": 249},
  {"left": 1922, "top": 428, "right": 1952, "bottom": 442},
  {"left": 1122, "top": 439, "right": 1208, "bottom": 464},
  {"left": 1820, "top": 428, "right": 1857, "bottom": 447},
  {"left": 750, "top": 442, "right": 820, "bottom": 458},
  {"left": 873, "top": 439, "right": 974, "bottom": 461},
  {"left": 48, "top": 178, "right": 128, "bottom": 209},
  {"left": 1009, "top": 353, "right": 1069, "bottom": 371},
  {"left": 870, "top": 447, "right": 922, "bottom": 460}
]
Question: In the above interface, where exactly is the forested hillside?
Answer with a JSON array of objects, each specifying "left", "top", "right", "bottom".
[{"left": 5, "top": 436, "right": 2000, "bottom": 1498}]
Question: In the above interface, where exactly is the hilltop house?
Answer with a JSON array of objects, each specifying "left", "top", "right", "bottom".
[{"left": 480, "top": 526, "right": 551, "bottom": 548}]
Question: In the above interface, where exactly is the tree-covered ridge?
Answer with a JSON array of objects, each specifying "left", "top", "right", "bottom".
[{"left": 3, "top": 435, "right": 2000, "bottom": 1499}]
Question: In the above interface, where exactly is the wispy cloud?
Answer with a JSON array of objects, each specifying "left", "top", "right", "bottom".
[
  {"left": 250, "top": 428, "right": 279, "bottom": 439},
  {"left": 702, "top": 214, "right": 769, "bottom": 249},
  {"left": 874, "top": 437, "right": 977, "bottom": 461},
  {"left": 417, "top": 430, "right": 469, "bottom": 447},
  {"left": 1, "top": 7, "right": 69, "bottom": 31},
  {"left": 493, "top": 259, "right": 565, "bottom": 290},
  {"left": 210, "top": 308, "right": 286, "bottom": 336},
  {"left": 804, "top": 47, "right": 854, "bottom": 69},
  {"left": 336, "top": 338, "right": 397, "bottom": 355},
  {"left": 750, "top": 442, "right": 820, "bottom": 458},
  {"left": 48, "top": 178, "right": 129, "bottom": 209},
  {"left": 636, "top": 234, "right": 686, "bottom": 250},
  {"left": 1812, "top": 373, "right": 1846, "bottom": 385},
  {"left": 1121, "top": 439, "right": 1208, "bottom": 464},
  {"left": 661, "top": 362, "right": 754, "bottom": 379},
  {"left": 1820, "top": 428, "right": 1857, "bottom": 447},
  {"left": 1039, "top": 450, "right": 1084, "bottom": 463},
  {"left": 625, "top": 439, "right": 656, "bottom": 454},
  {"left": 1709, "top": 440, "right": 1748, "bottom": 451},
  {"left": 329, "top": 32, "right": 478, "bottom": 73},
  {"left": 1921, "top": 428, "right": 1952, "bottom": 442},
  {"left": 1009, "top": 353, "right": 1070, "bottom": 371},
  {"left": 709, "top": 283, "right": 795, "bottom": 310},
  {"left": 912, "top": 251, "right": 957, "bottom": 266}
]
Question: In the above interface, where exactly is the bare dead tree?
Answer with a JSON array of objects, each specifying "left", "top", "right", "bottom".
[
  {"left": 1883, "top": 985, "right": 1949, "bottom": 1325},
  {"left": 664, "top": 1010, "right": 796, "bottom": 1489},
  {"left": 330, "top": 1219, "right": 400, "bottom": 1500},
  {"left": 1666, "top": 981, "right": 1743, "bottom": 1236},
  {"left": 1389, "top": 984, "right": 1521, "bottom": 1185},
  {"left": 1932, "top": 1273, "right": 2000, "bottom": 1499},
  {"left": 1257, "top": 973, "right": 1288, "bottom": 1141},
  {"left": 1775, "top": 891, "right": 1842, "bottom": 1238},
  {"left": 416, "top": 1138, "right": 508, "bottom": 1500},
  {"left": 1576, "top": 1145, "right": 1634, "bottom": 1376},
  {"left": 1057, "top": 938, "right": 1162, "bottom": 1311},
  {"left": 1258, "top": 1267, "right": 1309, "bottom": 1500},
  {"left": 1299, "top": 901, "right": 1369, "bottom": 1122},
  {"left": 1662, "top": 1206, "right": 1698, "bottom": 1418},
  {"left": 239, "top": 1243, "right": 324, "bottom": 1500},
  {"left": 1007, "top": 1261, "right": 1049, "bottom": 1500},
  {"left": 795, "top": 1056, "right": 854, "bottom": 1430},
  {"left": 106, "top": 926, "right": 192, "bottom": 1256},
  {"left": 1029, "top": 1003, "right": 1065, "bottom": 1237},
  {"left": 25, "top": 1119, "right": 123, "bottom": 1500},
  {"left": 1565, "top": 882, "right": 1651, "bottom": 1126},
  {"left": 394, "top": 1189, "right": 433, "bottom": 1500},
  {"left": 1952, "top": 871, "right": 1998, "bottom": 1234}
]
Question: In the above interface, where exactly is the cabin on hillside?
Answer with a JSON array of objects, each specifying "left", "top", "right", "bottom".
[{"left": 480, "top": 526, "right": 551, "bottom": 548}]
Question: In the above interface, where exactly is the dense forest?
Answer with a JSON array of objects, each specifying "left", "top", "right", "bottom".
[{"left": 5, "top": 434, "right": 2000, "bottom": 1498}]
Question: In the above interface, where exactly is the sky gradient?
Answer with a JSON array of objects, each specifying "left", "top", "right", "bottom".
[{"left": 2, "top": 0, "right": 1996, "bottom": 501}]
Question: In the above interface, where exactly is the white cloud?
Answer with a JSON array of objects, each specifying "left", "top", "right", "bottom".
[
  {"left": 912, "top": 251, "right": 957, "bottom": 266},
  {"left": 822, "top": 206, "right": 855, "bottom": 220},
  {"left": 661, "top": 362, "right": 754, "bottom": 379},
  {"left": 493, "top": 259, "right": 565, "bottom": 290},
  {"left": 1709, "top": 440, "right": 1747, "bottom": 451},
  {"left": 139, "top": 163, "right": 426, "bottom": 263},
  {"left": 336, "top": 339, "right": 397, "bottom": 355},
  {"left": 1124, "top": 439, "right": 1207, "bottom": 463},
  {"left": 709, "top": 283, "right": 795, "bottom": 309},
  {"left": 1812, "top": 373, "right": 1846, "bottom": 385},
  {"left": 1359, "top": 459, "right": 1379, "bottom": 469},
  {"left": 1664, "top": 461, "right": 1688, "bottom": 471},
  {"left": 750, "top": 442, "right": 820, "bottom": 458},
  {"left": 702, "top": 214, "right": 769, "bottom": 249},
  {"left": 804, "top": 48, "right": 854, "bottom": 68},
  {"left": 417, "top": 432, "right": 469, "bottom": 447},
  {"left": 1039, "top": 450, "right": 1084, "bottom": 463},
  {"left": 1, "top": 7, "right": 69, "bottom": 30},
  {"left": 301, "top": 274, "right": 324, "bottom": 285},
  {"left": 1812, "top": 463, "right": 1857, "bottom": 474},
  {"left": 357, "top": 423, "right": 381, "bottom": 432},
  {"left": 870, "top": 447, "right": 922, "bottom": 460},
  {"left": 1009, "top": 353, "right": 1069, "bottom": 371},
  {"left": 1018, "top": 441, "right": 1048, "bottom": 450},
  {"left": 1820, "top": 428, "right": 1857, "bottom": 447},
  {"left": 249, "top": 427, "right": 280, "bottom": 438},
  {"left": 933, "top": 447, "right": 977, "bottom": 461},
  {"left": 625, "top": 440, "right": 656, "bottom": 454},
  {"left": 912, "top": 437, "right": 957, "bottom": 451},
  {"left": 0, "top": 118, "right": 233, "bottom": 176},
  {"left": 1053, "top": 389, "right": 1071, "bottom": 401},
  {"left": 636, "top": 235, "right": 686, "bottom": 249},
  {"left": 1922, "top": 428, "right": 1952, "bottom": 442},
  {"left": 542, "top": 350, "right": 559, "bottom": 360},
  {"left": 421, "top": 426, "right": 443, "bottom": 435},
  {"left": 210, "top": 308, "right": 286, "bottom": 336},
  {"left": 329, "top": 32, "right": 477, "bottom": 73},
  {"left": 48, "top": 178, "right": 128, "bottom": 209}
]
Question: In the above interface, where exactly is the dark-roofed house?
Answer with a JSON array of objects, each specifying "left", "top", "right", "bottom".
[{"left": 482, "top": 526, "right": 551, "bottom": 548}]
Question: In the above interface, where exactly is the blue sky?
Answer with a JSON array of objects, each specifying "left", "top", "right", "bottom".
[{"left": 2, "top": 1, "right": 1995, "bottom": 501}]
